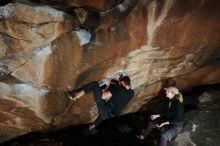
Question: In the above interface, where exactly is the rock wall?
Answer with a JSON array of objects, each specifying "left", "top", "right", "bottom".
[
  {"left": 0, "top": 0, "right": 220, "bottom": 143},
  {"left": 171, "top": 90, "right": 220, "bottom": 146}
]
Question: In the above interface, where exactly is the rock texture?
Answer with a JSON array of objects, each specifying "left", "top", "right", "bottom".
[
  {"left": 0, "top": 0, "right": 220, "bottom": 143},
  {"left": 170, "top": 90, "right": 220, "bottom": 146},
  {"left": 30, "top": 0, "right": 118, "bottom": 11}
]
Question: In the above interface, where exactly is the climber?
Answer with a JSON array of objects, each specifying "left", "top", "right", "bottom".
[
  {"left": 136, "top": 87, "right": 184, "bottom": 146},
  {"left": 65, "top": 75, "right": 134, "bottom": 135}
]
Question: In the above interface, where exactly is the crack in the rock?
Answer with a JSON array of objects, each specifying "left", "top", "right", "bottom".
[
  {"left": 29, "top": 21, "right": 58, "bottom": 28},
  {"left": 12, "top": 18, "right": 59, "bottom": 27},
  {"left": 0, "top": 32, "right": 31, "bottom": 42},
  {"left": 1, "top": 20, "right": 59, "bottom": 40},
  {"left": 50, "top": 98, "right": 74, "bottom": 125},
  {"left": 10, "top": 55, "right": 34, "bottom": 75},
  {"left": 10, "top": 43, "right": 53, "bottom": 75},
  {"left": 0, "top": 63, "right": 11, "bottom": 75}
]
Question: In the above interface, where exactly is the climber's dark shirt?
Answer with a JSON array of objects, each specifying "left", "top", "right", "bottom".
[{"left": 107, "top": 84, "right": 134, "bottom": 116}]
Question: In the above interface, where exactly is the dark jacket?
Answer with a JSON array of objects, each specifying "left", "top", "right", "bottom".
[
  {"left": 106, "top": 84, "right": 134, "bottom": 116},
  {"left": 160, "top": 98, "right": 184, "bottom": 124}
]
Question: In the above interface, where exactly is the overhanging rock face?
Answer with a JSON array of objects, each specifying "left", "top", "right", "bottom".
[{"left": 0, "top": 0, "right": 220, "bottom": 143}]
